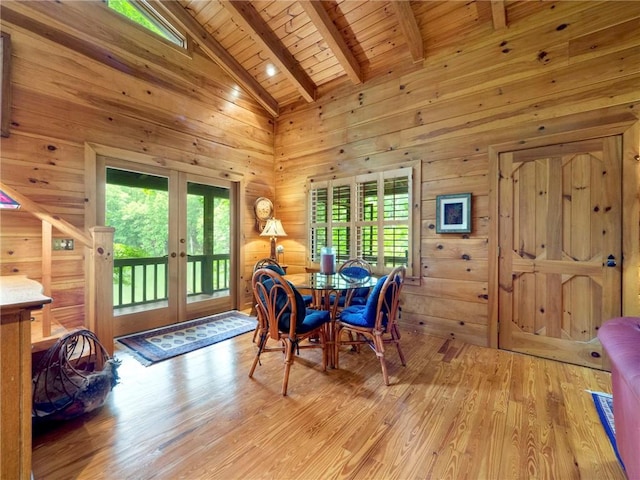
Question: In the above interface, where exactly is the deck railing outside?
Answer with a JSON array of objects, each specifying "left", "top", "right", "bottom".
[{"left": 113, "top": 254, "right": 230, "bottom": 308}]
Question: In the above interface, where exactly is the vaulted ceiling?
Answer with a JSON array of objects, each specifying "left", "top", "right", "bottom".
[{"left": 153, "top": 0, "right": 520, "bottom": 117}]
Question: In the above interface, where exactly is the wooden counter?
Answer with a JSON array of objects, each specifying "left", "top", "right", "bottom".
[{"left": 1, "top": 276, "right": 51, "bottom": 480}]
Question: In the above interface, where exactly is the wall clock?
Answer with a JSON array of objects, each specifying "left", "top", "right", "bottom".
[{"left": 254, "top": 197, "right": 273, "bottom": 231}]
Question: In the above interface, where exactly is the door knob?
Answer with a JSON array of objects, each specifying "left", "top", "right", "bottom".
[
  {"left": 170, "top": 252, "right": 177, "bottom": 258},
  {"left": 606, "top": 255, "right": 616, "bottom": 267},
  {"left": 180, "top": 252, "right": 186, "bottom": 258}
]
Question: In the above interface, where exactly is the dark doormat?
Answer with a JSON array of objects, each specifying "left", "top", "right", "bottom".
[{"left": 116, "top": 311, "right": 256, "bottom": 366}]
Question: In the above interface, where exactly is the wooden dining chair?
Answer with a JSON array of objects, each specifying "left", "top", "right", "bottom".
[
  {"left": 335, "top": 265, "right": 406, "bottom": 385},
  {"left": 250, "top": 267, "right": 331, "bottom": 395}
]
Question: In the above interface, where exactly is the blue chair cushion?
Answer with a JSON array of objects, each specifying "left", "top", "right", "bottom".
[
  {"left": 361, "top": 275, "right": 387, "bottom": 324},
  {"left": 352, "top": 287, "right": 370, "bottom": 299},
  {"left": 341, "top": 266, "right": 369, "bottom": 280},
  {"left": 260, "top": 277, "right": 325, "bottom": 333},
  {"left": 263, "top": 264, "right": 286, "bottom": 275},
  {"left": 329, "top": 287, "right": 370, "bottom": 307},
  {"left": 349, "top": 294, "right": 368, "bottom": 306},
  {"left": 339, "top": 304, "right": 368, "bottom": 326},
  {"left": 292, "top": 308, "right": 330, "bottom": 334},
  {"left": 301, "top": 294, "right": 313, "bottom": 306},
  {"left": 329, "top": 293, "right": 348, "bottom": 307},
  {"left": 340, "top": 275, "right": 388, "bottom": 327}
]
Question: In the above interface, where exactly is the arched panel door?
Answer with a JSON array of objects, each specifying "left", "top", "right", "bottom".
[{"left": 498, "top": 137, "right": 622, "bottom": 368}]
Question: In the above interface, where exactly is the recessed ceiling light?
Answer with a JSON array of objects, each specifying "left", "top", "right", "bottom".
[{"left": 266, "top": 64, "right": 277, "bottom": 77}]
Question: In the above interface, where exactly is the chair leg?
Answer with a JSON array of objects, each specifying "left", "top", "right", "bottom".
[
  {"left": 373, "top": 334, "right": 390, "bottom": 385},
  {"left": 392, "top": 326, "right": 406, "bottom": 366},
  {"left": 249, "top": 354, "right": 260, "bottom": 378},
  {"left": 251, "top": 304, "right": 260, "bottom": 343},
  {"left": 378, "top": 353, "right": 390, "bottom": 386},
  {"left": 323, "top": 322, "right": 333, "bottom": 369},
  {"left": 395, "top": 342, "right": 406, "bottom": 366},
  {"left": 320, "top": 329, "right": 328, "bottom": 371},
  {"left": 281, "top": 338, "right": 294, "bottom": 396},
  {"left": 334, "top": 327, "right": 342, "bottom": 369},
  {"left": 249, "top": 334, "right": 267, "bottom": 378}
]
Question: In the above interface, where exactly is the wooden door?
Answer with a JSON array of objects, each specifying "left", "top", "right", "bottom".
[{"left": 498, "top": 137, "right": 622, "bottom": 368}]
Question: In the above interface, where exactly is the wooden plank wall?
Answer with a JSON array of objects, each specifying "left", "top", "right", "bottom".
[
  {"left": 274, "top": 1, "right": 640, "bottom": 346},
  {"left": 0, "top": 1, "right": 639, "bottom": 348},
  {"left": 0, "top": 1, "right": 275, "bottom": 331}
]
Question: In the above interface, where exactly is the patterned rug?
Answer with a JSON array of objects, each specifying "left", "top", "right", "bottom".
[
  {"left": 590, "top": 391, "right": 625, "bottom": 471},
  {"left": 117, "top": 311, "right": 256, "bottom": 366}
]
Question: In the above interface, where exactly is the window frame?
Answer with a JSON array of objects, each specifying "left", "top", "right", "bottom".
[
  {"left": 106, "top": 0, "right": 188, "bottom": 49},
  {"left": 307, "top": 165, "right": 419, "bottom": 277}
]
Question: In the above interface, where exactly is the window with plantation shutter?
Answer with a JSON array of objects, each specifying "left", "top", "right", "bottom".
[
  {"left": 308, "top": 168, "right": 413, "bottom": 275},
  {"left": 309, "top": 185, "right": 328, "bottom": 262}
]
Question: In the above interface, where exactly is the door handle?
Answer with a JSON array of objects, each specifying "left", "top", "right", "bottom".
[
  {"left": 170, "top": 252, "right": 177, "bottom": 258},
  {"left": 606, "top": 255, "right": 616, "bottom": 267},
  {"left": 180, "top": 252, "right": 186, "bottom": 258}
]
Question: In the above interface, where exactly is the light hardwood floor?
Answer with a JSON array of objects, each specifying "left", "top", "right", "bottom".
[{"left": 32, "top": 328, "right": 623, "bottom": 479}]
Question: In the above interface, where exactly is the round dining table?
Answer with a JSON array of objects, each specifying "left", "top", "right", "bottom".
[{"left": 287, "top": 272, "right": 378, "bottom": 368}]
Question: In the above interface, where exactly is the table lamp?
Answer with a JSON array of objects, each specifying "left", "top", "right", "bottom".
[{"left": 261, "top": 218, "right": 287, "bottom": 261}]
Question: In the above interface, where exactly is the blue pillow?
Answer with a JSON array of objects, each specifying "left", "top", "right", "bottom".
[
  {"left": 360, "top": 275, "right": 387, "bottom": 326},
  {"left": 259, "top": 277, "right": 308, "bottom": 332},
  {"left": 263, "top": 264, "right": 286, "bottom": 275},
  {"left": 288, "top": 281, "right": 309, "bottom": 329},
  {"left": 352, "top": 287, "right": 370, "bottom": 298},
  {"left": 341, "top": 266, "right": 369, "bottom": 280},
  {"left": 297, "top": 308, "right": 330, "bottom": 334},
  {"left": 339, "top": 304, "right": 367, "bottom": 326}
]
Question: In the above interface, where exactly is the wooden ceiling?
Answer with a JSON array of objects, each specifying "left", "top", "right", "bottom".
[{"left": 154, "top": 1, "right": 536, "bottom": 117}]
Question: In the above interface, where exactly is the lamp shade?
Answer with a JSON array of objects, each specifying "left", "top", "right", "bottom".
[{"left": 260, "top": 218, "right": 287, "bottom": 237}]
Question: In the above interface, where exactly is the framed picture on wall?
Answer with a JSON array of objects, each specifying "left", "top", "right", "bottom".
[{"left": 436, "top": 193, "right": 472, "bottom": 233}]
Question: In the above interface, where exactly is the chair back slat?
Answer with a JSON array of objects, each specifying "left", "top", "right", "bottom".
[
  {"left": 253, "top": 258, "right": 286, "bottom": 275},
  {"left": 374, "top": 266, "right": 405, "bottom": 331}
]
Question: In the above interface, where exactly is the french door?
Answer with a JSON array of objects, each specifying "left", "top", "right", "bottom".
[{"left": 98, "top": 157, "right": 237, "bottom": 337}]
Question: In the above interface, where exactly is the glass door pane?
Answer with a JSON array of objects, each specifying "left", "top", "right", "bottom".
[
  {"left": 107, "top": 168, "right": 169, "bottom": 310},
  {"left": 183, "top": 175, "right": 234, "bottom": 319},
  {"left": 103, "top": 165, "right": 179, "bottom": 337}
]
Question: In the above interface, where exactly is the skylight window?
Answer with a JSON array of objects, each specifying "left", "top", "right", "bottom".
[{"left": 107, "top": 0, "right": 186, "bottom": 48}]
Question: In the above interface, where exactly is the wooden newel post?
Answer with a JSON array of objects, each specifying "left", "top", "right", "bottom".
[{"left": 89, "top": 226, "right": 115, "bottom": 356}]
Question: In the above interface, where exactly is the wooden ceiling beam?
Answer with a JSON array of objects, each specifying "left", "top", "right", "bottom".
[
  {"left": 299, "top": 1, "right": 362, "bottom": 85},
  {"left": 154, "top": 0, "right": 279, "bottom": 117},
  {"left": 389, "top": 1, "right": 423, "bottom": 64},
  {"left": 222, "top": 1, "right": 316, "bottom": 103},
  {"left": 491, "top": 0, "right": 507, "bottom": 30}
]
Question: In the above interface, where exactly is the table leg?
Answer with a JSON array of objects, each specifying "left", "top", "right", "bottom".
[{"left": 326, "top": 289, "right": 341, "bottom": 368}]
